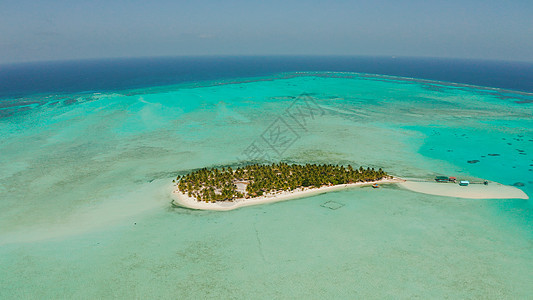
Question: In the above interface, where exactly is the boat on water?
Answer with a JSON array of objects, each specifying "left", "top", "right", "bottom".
[
  {"left": 435, "top": 176, "right": 449, "bottom": 182},
  {"left": 372, "top": 183, "right": 380, "bottom": 188}
]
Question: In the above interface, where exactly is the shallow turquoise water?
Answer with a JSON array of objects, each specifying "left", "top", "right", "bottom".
[{"left": 0, "top": 72, "right": 532, "bottom": 298}]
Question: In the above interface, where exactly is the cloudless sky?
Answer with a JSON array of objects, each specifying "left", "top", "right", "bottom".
[{"left": 1, "top": 0, "right": 532, "bottom": 64}]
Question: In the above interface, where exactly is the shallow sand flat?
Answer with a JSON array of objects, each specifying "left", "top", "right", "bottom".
[
  {"left": 399, "top": 181, "right": 529, "bottom": 199},
  {"left": 172, "top": 178, "right": 403, "bottom": 211}
]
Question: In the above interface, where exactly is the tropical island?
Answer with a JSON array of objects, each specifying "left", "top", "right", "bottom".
[
  {"left": 172, "top": 163, "right": 400, "bottom": 210},
  {"left": 170, "top": 163, "right": 529, "bottom": 211}
]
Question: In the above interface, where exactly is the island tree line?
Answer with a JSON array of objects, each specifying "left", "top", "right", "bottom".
[{"left": 175, "top": 163, "right": 389, "bottom": 202}]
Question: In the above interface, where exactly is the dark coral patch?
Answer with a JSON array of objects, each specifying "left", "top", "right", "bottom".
[{"left": 63, "top": 99, "right": 77, "bottom": 105}]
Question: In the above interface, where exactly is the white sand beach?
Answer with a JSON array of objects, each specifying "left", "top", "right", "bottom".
[
  {"left": 399, "top": 181, "right": 529, "bottom": 200},
  {"left": 172, "top": 177, "right": 404, "bottom": 211},
  {"left": 172, "top": 177, "right": 529, "bottom": 211}
]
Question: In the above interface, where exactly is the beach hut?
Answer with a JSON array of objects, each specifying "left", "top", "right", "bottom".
[
  {"left": 459, "top": 180, "right": 469, "bottom": 186},
  {"left": 435, "top": 176, "right": 449, "bottom": 182}
]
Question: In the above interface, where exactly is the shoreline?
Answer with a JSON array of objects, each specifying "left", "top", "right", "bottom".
[
  {"left": 171, "top": 177, "right": 404, "bottom": 211},
  {"left": 171, "top": 177, "right": 529, "bottom": 211}
]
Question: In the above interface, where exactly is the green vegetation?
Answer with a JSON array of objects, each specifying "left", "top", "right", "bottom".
[{"left": 176, "top": 163, "right": 389, "bottom": 202}]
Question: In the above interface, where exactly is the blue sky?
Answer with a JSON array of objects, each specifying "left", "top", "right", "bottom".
[{"left": 1, "top": 0, "right": 532, "bottom": 63}]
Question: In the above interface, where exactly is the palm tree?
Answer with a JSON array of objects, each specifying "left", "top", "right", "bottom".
[{"left": 177, "top": 163, "right": 387, "bottom": 201}]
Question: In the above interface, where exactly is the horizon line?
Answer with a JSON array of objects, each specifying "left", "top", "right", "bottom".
[{"left": 2, "top": 54, "right": 533, "bottom": 67}]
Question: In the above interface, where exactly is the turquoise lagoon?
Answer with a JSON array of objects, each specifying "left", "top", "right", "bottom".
[{"left": 0, "top": 72, "right": 532, "bottom": 298}]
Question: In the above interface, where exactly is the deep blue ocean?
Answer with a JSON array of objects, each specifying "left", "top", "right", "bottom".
[{"left": 1, "top": 56, "right": 532, "bottom": 99}]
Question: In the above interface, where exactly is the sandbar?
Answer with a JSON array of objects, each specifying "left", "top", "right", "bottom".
[{"left": 399, "top": 181, "right": 529, "bottom": 200}]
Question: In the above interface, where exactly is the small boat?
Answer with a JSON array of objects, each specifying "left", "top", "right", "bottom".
[
  {"left": 459, "top": 180, "right": 470, "bottom": 186},
  {"left": 435, "top": 176, "right": 449, "bottom": 182},
  {"left": 372, "top": 183, "right": 379, "bottom": 188}
]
